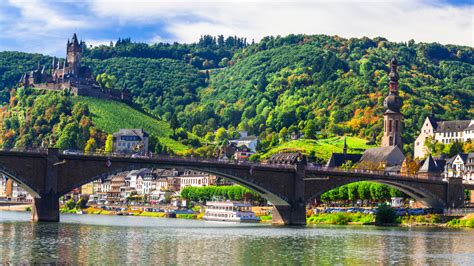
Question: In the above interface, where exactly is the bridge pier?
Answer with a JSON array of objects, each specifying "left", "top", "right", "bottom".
[
  {"left": 272, "top": 157, "right": 307, "bottom": 225},
  {"left": 272, "top": 204, "right": 306, "bottom": 225},
  {"left": 446, "top": 177, "right": 465, "bottom": 208},
  {"left": 32, "top": 192, "right": 59, "bottom": 222},
  {"left": 32, "top": 148, "right": 60, "bottom": 222}
]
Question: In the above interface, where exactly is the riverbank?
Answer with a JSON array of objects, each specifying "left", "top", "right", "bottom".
[
  {"left": 0, "top": 204, "right": 31, "bottom": 211},
  {"left": 306, "top": 212, "right": 474, "bottom": 228},
  {"left": 4, "top": 206, "right": 474, "bottom": 227},
  {"left": 446, "top": 214, "right": 474, "bottom": 228}
]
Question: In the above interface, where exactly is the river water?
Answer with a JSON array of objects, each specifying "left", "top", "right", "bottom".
[{"left": 1, "top": 211, "right": 474, "bottom": 265}]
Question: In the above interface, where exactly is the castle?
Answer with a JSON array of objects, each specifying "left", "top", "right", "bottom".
[{"left": 19, "top": 34, "right": 130, "bottom": 101}]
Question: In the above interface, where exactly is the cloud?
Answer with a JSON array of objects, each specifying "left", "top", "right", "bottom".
[
  {"left": 0, "top": 0, "right": 472, "bottom": 56},
  {"left": 90, "top": 0, "right": 474, "bottom": 46},
  {"left": 83, "top": 38, "right": 113, "bottom": 48},
  {"left": 0, "top": 0, "right": 94, "bottom": 54}
]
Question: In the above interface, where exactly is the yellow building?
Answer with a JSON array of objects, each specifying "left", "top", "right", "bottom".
[{"left": 81, "top": 182, "right": 94, "bottom": 195}]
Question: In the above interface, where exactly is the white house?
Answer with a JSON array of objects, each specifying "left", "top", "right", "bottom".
[
  {"left": 113, "top": 128, "right": 149, "bottom": 154},
  {"left": 414, "top": 117, "right": 474, "bottom": 159},
  {"left": 444, "top": 153, "right": 474, "bottom": 183},
  {"left": 178, "top": 170, "right": 214, "bottom": 192},
  {"left": 229, "top": 131, "right": 258, "bottom": 153},
  {"left": 136, "top": 171, "right": 157, "bottom": 195}
]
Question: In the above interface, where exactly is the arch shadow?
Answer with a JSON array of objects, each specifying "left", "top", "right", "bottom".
[
  {"left": 59, "top": 164, "right": 290, "bottom": 206},
  {"left": 306, "top": 179, "right": 446, "bottom": 208},
  {"left": 0, "top": 164, "right": 40, "bottom": 198}
]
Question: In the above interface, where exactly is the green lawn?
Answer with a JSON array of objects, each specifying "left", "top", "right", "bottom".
[
  {"left": 261, "top": 136, "right": 375, "bottom": 161},
  {"left": 74, "top": 97, "right": 189, "bottom": 153}
]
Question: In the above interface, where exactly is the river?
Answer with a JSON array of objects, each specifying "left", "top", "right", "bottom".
[{"left": 1, "top": 211, "right": 473, "bottom": 265}]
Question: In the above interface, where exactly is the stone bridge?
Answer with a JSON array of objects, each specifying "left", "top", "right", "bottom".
[{"left": 0, "top": 148, "right": 471, "bottom": 225}]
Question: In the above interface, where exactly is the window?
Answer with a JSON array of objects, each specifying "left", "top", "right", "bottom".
[
  {"left": 395, "top": 120, "right": 399, "bottom": 133},
  {"left": 389, "top": 120, "right": 392, "bottom": 132}
]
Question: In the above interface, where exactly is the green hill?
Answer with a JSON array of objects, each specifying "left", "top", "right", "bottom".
[
  {"left": 261, "top": 136, "right": 375, "bottom": 161},
  {"left": 1, "top": 34, "right": 473, "bottom": 157},
  {"left": 74, "top": 97, "right": 189, "bottom": 153}
]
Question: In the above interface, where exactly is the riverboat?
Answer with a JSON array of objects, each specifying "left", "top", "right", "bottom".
[{"left": 203, "top": 201, "right": 260, "bottom": 223}]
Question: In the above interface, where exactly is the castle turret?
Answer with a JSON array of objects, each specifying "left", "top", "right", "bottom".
[
  {"left": 66, "top": 33, "right": 82, "bottom": 75},
  {"left": 381, "top": 58, "right": 403, "bottom": 150}
]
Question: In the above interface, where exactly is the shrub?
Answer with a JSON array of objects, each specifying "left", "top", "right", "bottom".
[
  {"left": 333, "top": 213, "right": 351, "bottom": 225},
  {"left": 259, "top": 215, "right": 272, "bottom": 221},
  {"left": 25, "top": 206, "right": 32, "bottom": 211},
  {"left": 375, "top": 204, "right": 398, "bottom": 225},
  {"left": 176, "top": 214, "right": 197, "bottom": 219},
  {"left": 415, "top": 215, "right": 427, "bottom": 223}
]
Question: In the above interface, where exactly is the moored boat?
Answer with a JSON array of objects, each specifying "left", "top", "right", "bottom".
[{"left": 203, "top": 201, "right": 260, "bottom": 223}]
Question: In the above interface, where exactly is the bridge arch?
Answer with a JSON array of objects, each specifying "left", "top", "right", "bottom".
[
  {"left": 59, "top": 164, "right": 290, "bottom": 206},
  {"left": 305, "top": 179, "right": 446, "bottom": 208},
  {"left": 0, "top": 164, "right": 40, "bottom": 198}
]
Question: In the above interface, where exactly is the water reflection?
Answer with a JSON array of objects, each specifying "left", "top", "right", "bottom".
[{"left": 1, "top": 211, "right": 473, "bottom": 264}]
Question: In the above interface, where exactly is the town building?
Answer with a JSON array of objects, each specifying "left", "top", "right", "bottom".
[
  {"left": 381, "top": 58, "right": 403, "bottom": 150},
  {"left": 178, "top": 170, "right": 215, "bottom": 192},
  {"left": 0, "top": 175, "right": 33, "bottom": 202},
  {"left": 326, "top": 137, "right": 362, "bottom": 168},
  {"left": 444, "top": 153, "right": 474, "bottom": 184},
  {"left": 233, "top": 145, "right": 255, "bottom": 161},
  {"left": 358, "top": 146, "right": 405, "bottom": 172},
  {"left": 126, "top": 168, "right": 152, "bottom": 189},
  {"left": 107, "top": 175, "right": 126, "bottom": 203},
  {"left": 414, "top": 118, "right": 474, "bottom": 159},
  {"left": 81, "top": 183, "right": 94, "bottom": 195},
  {"left": 113, "top": 128, "right": 149, "bottom": 154},
  {"left": 417, "top": 155, "right": 445, "bottom": 180},
  {"left": 136, "top": 171, "right": 157, "bottom": 195},
  {"left": 358, "top": 58, "right": 405, "bottom": 172},
  {"left": 229, "top": 131, "right": 258, "bottom": 153},
  {"left": 19, "top": 34, "right": 130, "bottom": 101}
]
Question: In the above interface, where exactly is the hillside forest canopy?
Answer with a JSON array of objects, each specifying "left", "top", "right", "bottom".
[{"left": 0, "top": 34, "right": 472, "bottom": 158}]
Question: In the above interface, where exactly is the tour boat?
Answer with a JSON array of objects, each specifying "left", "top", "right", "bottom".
[{"left": 203, "top": 201, "right": 260, "bottom": 223}]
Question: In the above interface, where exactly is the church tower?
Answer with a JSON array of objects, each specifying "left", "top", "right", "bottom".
[
  {"left": 66, "top": 33, "right": 82, "bottom": 75},
  {"left": 381, "top": 58, "right": 403, "bottom": 150}
]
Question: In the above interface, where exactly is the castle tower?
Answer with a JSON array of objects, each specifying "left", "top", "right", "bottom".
[
  {"left": 381, "top": 58, "right": 403, "bottom": 150},
  {"left": 66, "top": 33, "right": 82, "bottom": 75}
]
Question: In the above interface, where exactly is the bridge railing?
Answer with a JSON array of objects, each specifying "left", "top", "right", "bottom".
[
  {"left": 58, "top": 150, "right": 298, "bottom": 169},
  {"left": 0, "top": 148, "right": 48, "bottom": 154},
  {"left": 306, "top": 165, "right": 427, "bottom": 180},
  {"left": 0, "top": 148, "right": 464, "bottom": 183}
]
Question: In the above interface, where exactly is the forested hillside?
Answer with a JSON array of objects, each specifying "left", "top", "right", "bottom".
[
  {"left": 182, "top": 35, "right": 473, "bottom": 155},
  {"left": 0, "top": 88, "right": 193, "bottom": 154},
  {"left": 0, "top": 34, "right": 472, "bottom": 156}
]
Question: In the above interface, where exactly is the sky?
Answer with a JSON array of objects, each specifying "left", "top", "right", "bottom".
[{"left": 0, "top": 0, "right": 472, "bottom": 57}]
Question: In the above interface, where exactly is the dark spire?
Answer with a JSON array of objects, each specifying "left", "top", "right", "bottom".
[
  {"left": 389, "top": 57, "right": 399, "bottom": 87},
  {"left": 383, "top": 57, "right": 403, "bottom": 113},
  {"left": 71, "top": 33, "right": 79, "bottom": 46}
]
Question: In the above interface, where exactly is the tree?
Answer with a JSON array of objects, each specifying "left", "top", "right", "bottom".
[
  {"left": 375, "top": 203, "right": 398, "bottom": 225},
  {"left": 105, "top": 134, "right": 113, "bottom": 153},
  {"left": 215, "top": 127, "right": 228, "bottom": 142},
  {"left": 96, "top": 73, "right": 117, "bottom": 90},
  {"left": 84, "top": 138, "right": 97, "bottom": 153},
  {"left": 304, "top": 120, "right": 318, "bottom": 139},
  {"left": 56, "top": 122, "right": 80, "bottom": 150},
  {"left": 170, "top": 113, "right": 179, "bottom": 134}
]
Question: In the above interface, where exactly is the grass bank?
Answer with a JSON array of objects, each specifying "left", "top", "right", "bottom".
[
  {"left": 446, "top": 214, "right": 474, "bottom": 228},
  {"left": 307, "top": 213, "right": 375, "bottom": 225},
  {"left": 261, "top": 136, "right": 374, "bottom": 161},
  {"left": 75, "top": 97, "right": 189, "bottom": 154}
]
